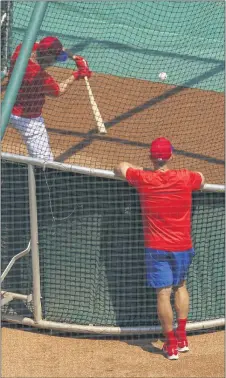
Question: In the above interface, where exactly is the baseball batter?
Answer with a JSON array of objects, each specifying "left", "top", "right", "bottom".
[{"left": 8, "top": 36, "right": 92, "bottom": 161}]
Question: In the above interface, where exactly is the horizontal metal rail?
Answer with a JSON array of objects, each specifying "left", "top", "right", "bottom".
[
  {"left": 1, "top": 292, "right": 32, "bottom": 307},
  {"left": 1, "top": 315, "right": 225, "bottom": 335},
  {"left": 1, "top": 292, "right": 32, "bottom": 302},
  {"left": 1, "top": 153, "right": 225, "bottom": 192}
]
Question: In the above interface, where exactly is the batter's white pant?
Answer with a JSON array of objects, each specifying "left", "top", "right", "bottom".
[{"left": 9, "top": 114, "right": 54, "bottom": 161}]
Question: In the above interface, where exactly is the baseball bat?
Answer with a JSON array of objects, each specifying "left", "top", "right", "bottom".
[
  {"left": 84, "top": 76, "right": 107, "bottom": 134},
  {"left": 64, "top": 50, "right": 106, "bottom": 134}
]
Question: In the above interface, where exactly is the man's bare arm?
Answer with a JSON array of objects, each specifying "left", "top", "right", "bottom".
[
  {"left": 197, "top": 172, "right": 205, "bottom": 189},
  {"left": 58, "top": 74, "right": 75, "bottom": 95},
  {"left": 46, "top": 74, "right": 76, "bottom": 97},
  {"left": 114, "top": 162, "right": 143, "bottom": 179}
]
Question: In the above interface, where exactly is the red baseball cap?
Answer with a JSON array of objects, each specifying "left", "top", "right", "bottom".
[
  {"left": 37, "top": 36, "right": 68, "bottom": 62},
  {"left": 150, "top": 137, "right": 173, "bottom": 161}
]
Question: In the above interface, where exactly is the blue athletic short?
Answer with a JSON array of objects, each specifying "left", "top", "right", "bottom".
[{"left": 145, "top": 248, "right": 195, "bottom": 288}]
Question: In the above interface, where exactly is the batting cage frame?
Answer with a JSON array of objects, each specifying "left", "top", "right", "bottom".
[
  {"left": 1, "top": 153, "right": 225, "bottom": 335},
  {"left": 1, "top": 1, "right": 225, "bottom": 335}
]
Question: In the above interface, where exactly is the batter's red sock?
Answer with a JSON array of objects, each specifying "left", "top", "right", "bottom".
[
  {"left": 176, "top": 318, "right": 187, "bottom": 338},
  {"left": 165, "top": 330, "right": 177, "bottom": 346}
]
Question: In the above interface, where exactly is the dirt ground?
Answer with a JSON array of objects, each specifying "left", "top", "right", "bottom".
[
  {"left": 1, "top": 327, "right": 224, "bottom": 378},
  {"left": 2, "top": 68, "right": 224, "bottom": 184}
]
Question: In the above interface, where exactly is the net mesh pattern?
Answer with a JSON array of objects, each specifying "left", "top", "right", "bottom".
[
  {"left": 1, "top": 161, "right": 225, "bottom": 326},
  {"left": 1, "top": 1, "right": 224, "bottom": 184},
  {"left": 1, "top": 1, "right": 224, "bottom": 331}
]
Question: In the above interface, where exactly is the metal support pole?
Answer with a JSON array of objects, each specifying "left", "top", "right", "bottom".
[
  {"left": 28, "top": 164, "right": 42, "bottom": 323},
  {"left": 1, "top": 1, "right": 48, "bottom": 139},
  {"left": 5, "top": 1, "right": 13, "bottom": 72},
  {"left": 1, "top": 1, "right": 12, "bottom": 75}
]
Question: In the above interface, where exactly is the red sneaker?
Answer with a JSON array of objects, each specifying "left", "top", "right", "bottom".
[
  {"left": 162, "top": 342, "right": 179, "bottom": 360},
  {"left": 175, "top": 331, "right": 189, "bottom": 352}
]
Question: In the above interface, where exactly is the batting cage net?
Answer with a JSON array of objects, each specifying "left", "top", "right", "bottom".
[
  {"left": 1, "top": 1, "right": 224, "bottom": 184},
  {"left": 1, "top": 160, "right": 225, "bottom": 328},
  {"left": 1, "top": 1, "right": 225, "bottom": 333}
]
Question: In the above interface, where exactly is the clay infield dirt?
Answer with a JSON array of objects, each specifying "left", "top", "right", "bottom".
[
  {"left": 2, "top": 67, "right": 224, "bottom": 184},
  {"left": 1, "top": 327, "right": 224, "bottom": 378}
]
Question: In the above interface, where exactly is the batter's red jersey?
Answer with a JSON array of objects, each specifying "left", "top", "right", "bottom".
[
  {"left": 9, "top": 43, "right": 60, "bottom": 118},
  {"left": 126, "top": 168, "right": 202, "bottom": 251}
]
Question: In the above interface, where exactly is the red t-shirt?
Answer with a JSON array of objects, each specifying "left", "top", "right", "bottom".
[
  {"left": 126, "top": 168, "right": 202, "bottom": 251},
  {"left": 9, "top": 43, "right": 60, "bottom": 118}
]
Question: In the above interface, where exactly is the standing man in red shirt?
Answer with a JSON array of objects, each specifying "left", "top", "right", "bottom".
[
  {"left": 8, "top": 36, "right": 92, "bottom": 161},
  {"left": 114, "top": 137, "right": 205, "bottom": 360}
]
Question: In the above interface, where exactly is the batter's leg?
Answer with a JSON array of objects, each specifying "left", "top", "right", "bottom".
[{"left": 10, "top": 114, "right": 54, "bottom": 161}]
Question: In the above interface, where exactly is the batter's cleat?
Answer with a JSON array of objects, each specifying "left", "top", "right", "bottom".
[
  {"left": 162, "top": 343, "right": 179, "bottom": 360},
  {"left": 177, "top": 339, "right": 189, "bottom": 352},
  {"left": 175, "top": 332, "right": 189, "bottom": 352}
]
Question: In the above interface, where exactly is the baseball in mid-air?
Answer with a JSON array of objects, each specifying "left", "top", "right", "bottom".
[{"left": 159, "top": 72, "right": 167, "bottom": 81}]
